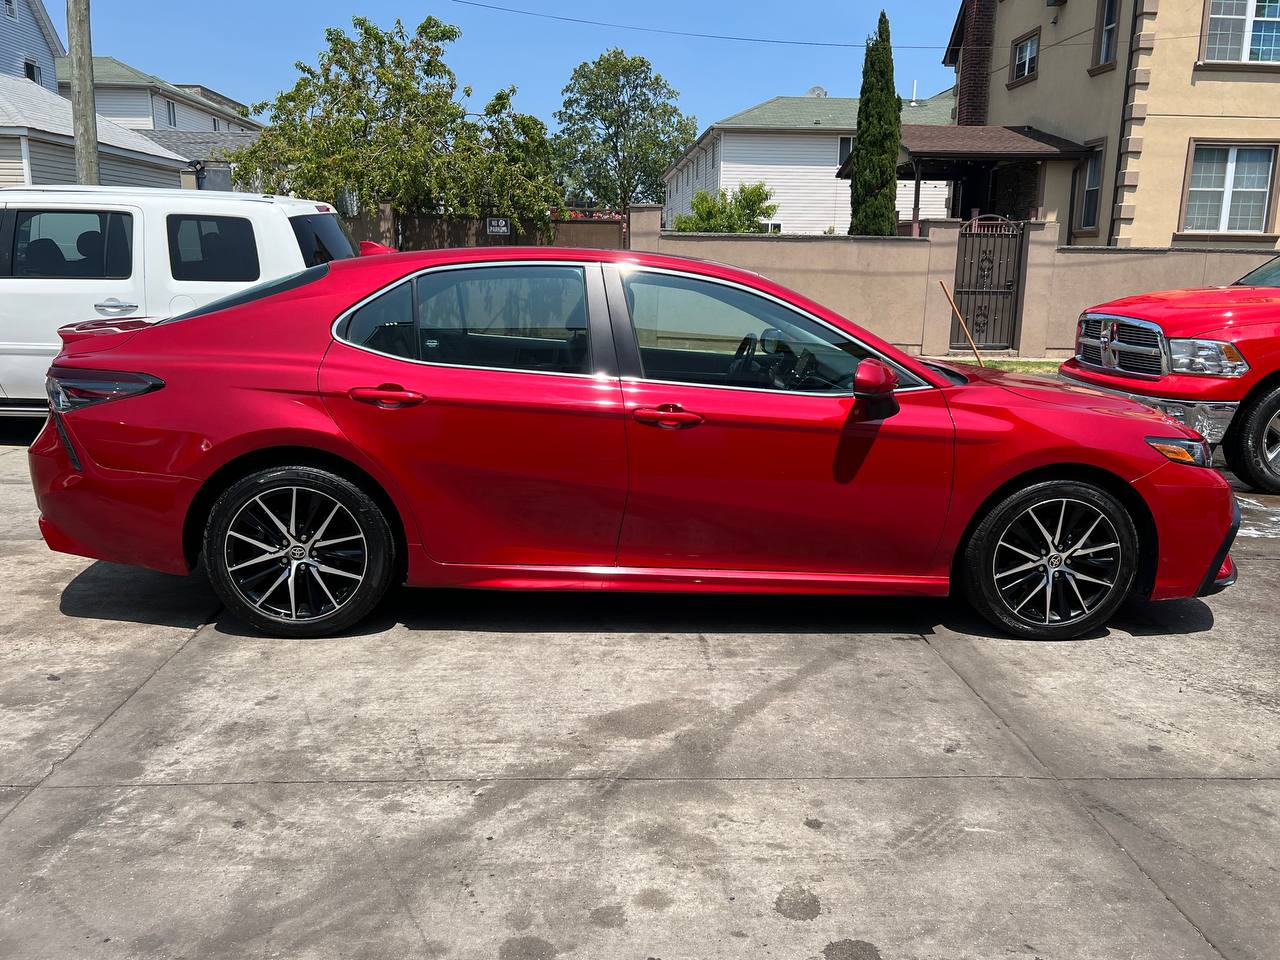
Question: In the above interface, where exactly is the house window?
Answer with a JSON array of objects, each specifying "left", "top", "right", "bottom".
[
  {"left": 695, "top": 154, "right": 701, "bottom": 180},
  {"left": 1183, "top": 144, "right": 1276, "bottom": 232},
  {"left": 4, "top": 0, "right": 16, "bottom": 19},
  {"left": 760, "top": 222, "right": 783, "bottom": 234},
  {"left": 23, "top": 61, "right": 41, "bottom": 85},
  {"left": 1206, "top": 0, "right": 1280, "bottom": 62},
  {"left": 213, "top": 118, "right": 220, "bottom": 131},
  {"left": 1079, "top": 148, "right": 1104, "bottom": 230},
  {"left": 711, "top": 140, "right": 718, "bottom": 168},
  {"left": 165, "top": 99, "right": 177, "bottom": 127},
  {"left": 1096, "top": 0, "right": 1121, "bottom": 65},
  {"left": 1010, "top": 30, "right": 1040, "bottom": 84},
  {"left": 838, "top": 136, "right": 853, "bottom": 166}
]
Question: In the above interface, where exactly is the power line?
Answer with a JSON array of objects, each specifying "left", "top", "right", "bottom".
[{"left": 450, "top": 0, "right": 1207, "bottom": 52}]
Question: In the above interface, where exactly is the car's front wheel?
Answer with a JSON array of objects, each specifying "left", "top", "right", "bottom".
[
  {"left": 203, "top": 466, "right": 395, "bottom": 637},
  {"left": 962, "top": 480, "right": 1138, "bottom": 640},
  {"left": 1223, "top": 384, "right": 1280, "bottom": 494}
]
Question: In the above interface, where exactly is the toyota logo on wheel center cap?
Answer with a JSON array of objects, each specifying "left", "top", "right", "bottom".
[
  {"left": 289, "top": 545, "right": 306, "bottom": 561},
  {"left": 1048, "top": 554, "right": 1063, "bottom": 568}
]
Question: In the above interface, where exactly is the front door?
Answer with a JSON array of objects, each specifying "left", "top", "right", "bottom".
[
  {"left": 319, "top": 261, "right": 628, "bottom": 567},
  {"left": 609, "top": 267, "right": 954, "bottom": 578},
  {"left": 0, "top": 204, "right": 144, "bottom": 401}
]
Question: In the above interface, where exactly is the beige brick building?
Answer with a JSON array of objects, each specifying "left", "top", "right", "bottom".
[{"left": 946, "top": 0, "right": 1280, "bottom": 248}]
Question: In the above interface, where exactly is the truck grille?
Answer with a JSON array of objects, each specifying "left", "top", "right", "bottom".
[{"left": 1076, "top": 314, "right": 1166, "bottom": 377}]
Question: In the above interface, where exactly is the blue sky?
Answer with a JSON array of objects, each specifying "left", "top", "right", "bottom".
[{"left": 48, "top": 1, "right": 958, "bottom": 130}]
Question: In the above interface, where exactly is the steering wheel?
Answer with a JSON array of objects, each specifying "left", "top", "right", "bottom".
[{"left": 728, "top": 333, "right": 759, "bottom": 382}]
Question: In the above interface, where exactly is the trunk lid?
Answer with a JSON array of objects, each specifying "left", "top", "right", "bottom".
[{"left": 57, "top": 317, "right": 160, "bottom": 353}]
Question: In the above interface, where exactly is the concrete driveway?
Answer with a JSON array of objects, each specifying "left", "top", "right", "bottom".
[{"left": 0, "top": 420, "right": 1277, "bottom": 960}]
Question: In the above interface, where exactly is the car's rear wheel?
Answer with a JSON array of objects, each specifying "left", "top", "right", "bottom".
[
  {"left": 962, "top": 481, "right": 1138, "bottom": 640},
  {"left": 1223, "top": 385, "right": 1280, "bottom": 494},
  {"left": 203, "top": 466, "right": 395, "bottom": 637}
]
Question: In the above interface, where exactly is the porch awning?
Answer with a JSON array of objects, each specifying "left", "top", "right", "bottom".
[{"left": 835, "top": 124, "right": 1089, "bottom": 179}]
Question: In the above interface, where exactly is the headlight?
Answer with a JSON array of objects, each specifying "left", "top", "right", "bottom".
[
  {"left": 1146, "top": 436, "right": 1212, "bottom": 467},
  {"left": 1167, "top": 339, "right": 1249, "bottom": 377}
]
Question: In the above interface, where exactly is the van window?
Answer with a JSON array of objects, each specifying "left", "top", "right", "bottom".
[
  {"left": 167, "top": 214, "right": 260, "bottom": 282},
  {"left": 10, "top": 210, "right": 133, "bottom": 279},
  {"left": 162, "top": 264, "right": 331, "bottom": 324},
  {"left": 290, "top": 214, "right": 356, "bottom": 266}
]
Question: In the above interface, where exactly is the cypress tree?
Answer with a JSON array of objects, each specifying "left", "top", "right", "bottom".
[{"left": 848, "top": 11, "right": 902, "bottom": 236}]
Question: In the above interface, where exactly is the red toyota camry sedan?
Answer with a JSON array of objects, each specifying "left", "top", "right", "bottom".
[{"left": 30, "top": 247, "right": 1238, "bottom": 640}]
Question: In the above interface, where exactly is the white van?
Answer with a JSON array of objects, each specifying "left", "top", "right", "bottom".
[{"left": 0, "top": 186, "right": 364, "bottom": 414}]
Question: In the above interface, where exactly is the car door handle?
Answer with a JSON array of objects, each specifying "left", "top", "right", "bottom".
[
  {"left": 632, "top": 404, "right": 704, "bottom": 428},
  {"left": 94, "top": 299, "right": 138, "bottom": 313},
  {"left": 348, "top": 385, "right": 426, "bottom": 407}
]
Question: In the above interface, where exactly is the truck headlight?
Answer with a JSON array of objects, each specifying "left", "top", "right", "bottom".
[{"left": 1167, "top": 339, "right": 1249, "bottom": 377}]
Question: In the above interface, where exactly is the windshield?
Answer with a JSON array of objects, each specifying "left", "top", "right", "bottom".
[
  {"left": 1235, "top": 256, "right": 1280, "bottom": 287},
  {"left": 290, "top": 214, "right": 356, "bottom": 266},
  {"left": 161, "top": 263, "right": 330, "bottom": 324}
]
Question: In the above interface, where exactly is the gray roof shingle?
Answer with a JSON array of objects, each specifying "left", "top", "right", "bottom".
[
  {"left": 713, "top": 87, "right": 955, "bottom": 130},
  {"left": 0, "top": 74, "right": 186, "bottom": 163},
  {"left": 141, "top": 129, "right": 261, "bottom": 162}
]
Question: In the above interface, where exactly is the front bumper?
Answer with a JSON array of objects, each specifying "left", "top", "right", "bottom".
[
  {"left": 1060, "top": 371, "right": 1238, "bottom": 443},
  {"left": 1197, "top": 498, "right": 1240, "bottom": 597}
]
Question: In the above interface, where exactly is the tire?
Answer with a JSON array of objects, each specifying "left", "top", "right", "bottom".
[
  {"left": 1223, "top": 385, "right": 1280, "bottom": 494},
  {"left": 961, "top": 480, "right": 1139, "bottom": 640},
  {"left": 203, "top": 466, "right": 395, "bottom": 638}
]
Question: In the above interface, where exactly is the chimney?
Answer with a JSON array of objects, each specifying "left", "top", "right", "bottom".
[{"left": 956, "top": 0, "right": 995, "bottom": 125}]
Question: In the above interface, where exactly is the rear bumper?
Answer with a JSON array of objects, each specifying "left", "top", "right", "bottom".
[
  {"left": 1059, "top": 368, "right": 1238, "bottom": 443},
  {"left": 28, "top": 414, "right": 196, "bottom": 575}
]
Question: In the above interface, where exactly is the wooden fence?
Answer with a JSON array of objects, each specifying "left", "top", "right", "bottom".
[{"left": 345, "top": 205, "right": 625, "bottom": 251}]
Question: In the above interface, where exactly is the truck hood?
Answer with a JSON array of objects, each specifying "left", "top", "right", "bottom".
[
  {"left": 1090, "top": 285, "right": 1280, "bottom": 338},
  {"left": 938, "top": 361, "right": 1198, "bottom": 435}
]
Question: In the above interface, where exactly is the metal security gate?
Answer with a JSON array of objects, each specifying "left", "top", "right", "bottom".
[{"left": 952, "top": 215, "right": 1027, "bottom": 350}]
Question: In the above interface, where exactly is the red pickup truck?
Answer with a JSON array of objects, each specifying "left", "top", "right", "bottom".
[{"left": 1059, "top": 256, "right": 1280, "bottom": 493}]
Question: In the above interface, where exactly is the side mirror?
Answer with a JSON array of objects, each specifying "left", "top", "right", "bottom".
[
  {"left": 852, "top": 358, "right": 900, "bottom": 421},
  {"left": 358, "top": 240, "right": 396, "bottom": 256}
]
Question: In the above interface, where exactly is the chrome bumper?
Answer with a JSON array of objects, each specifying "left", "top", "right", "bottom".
[{"left": 1061, "top": 376, "right": 1239, "bottom": 444}]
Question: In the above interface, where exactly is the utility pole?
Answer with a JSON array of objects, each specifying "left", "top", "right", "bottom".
[{"left": 66, "top": 0, "right": 100, "bottom": 185}]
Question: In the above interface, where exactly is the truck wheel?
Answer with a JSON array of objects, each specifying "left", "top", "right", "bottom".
[{"left": 1224, "top": 385, "right": 1280, "bottom": 494}]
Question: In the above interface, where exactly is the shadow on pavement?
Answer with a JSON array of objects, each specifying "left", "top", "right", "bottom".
[{"left": 59, "top": 560, "right": 218, "bottom": 630}]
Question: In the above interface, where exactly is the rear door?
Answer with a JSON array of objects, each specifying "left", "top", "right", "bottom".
[
  {"left": 319, "top": 260, "right": 629, "bottom": 569},
  {"left": 0, "top": 203, "right": 144, "bottom": 402}
]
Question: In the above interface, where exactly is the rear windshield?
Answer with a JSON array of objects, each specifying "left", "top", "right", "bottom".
[
  {"left": 1235, "top": 257, "right": 1280, "bottom": 287},
  {"left": 291, "top": 214, "right": 355, "bottom": 267},
  {"left": 162, "top": 263, "right": 330, "bottom": 323}
]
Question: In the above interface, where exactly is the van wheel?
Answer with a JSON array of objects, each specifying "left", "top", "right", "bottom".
[
  {"left": 962, "top": 481, "right": 1138, "bottom": 640},
  {"left": 1223, "top": 385, "right": 1280, "bottom": 494},
  {"left": 203, "top": 466, "right": 395, "bottom": 637}
]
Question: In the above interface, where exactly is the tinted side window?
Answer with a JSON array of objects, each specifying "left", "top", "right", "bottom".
[
  {"left": 12, "top": 210, "right": 133, "bottom": 279},
  {"left": 290, "top": 214, "right": 355, "bottom": 266},
  {"left": 167, "top": 214, "right": 260, "bottom": 282},
  {"left": 345, "top": 282, "right": 416, "bottom": 360},
  {"left": 621, "top": 271, "right": 876, "bottom": 393},
  {"left": 415, "top": 265, "right": 589, "bottom": 374}
]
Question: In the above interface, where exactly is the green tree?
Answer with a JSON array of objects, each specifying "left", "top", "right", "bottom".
[
  {"left": 848, "top": 11, "right": 902, "bottom": 236},
  {"left": 228, "top": 16, "right": 562, "bottom": 233},
  {"left": 673, "top": 183, "right": 778, "bottom": 233},
  {"left": 554, "top": 49, "right": 697, "bottom": 209}
]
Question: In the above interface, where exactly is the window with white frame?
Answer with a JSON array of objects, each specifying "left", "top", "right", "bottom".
[
  {"left": 1206, "top": 0, "right": 1280, "bottom": 62},
  {"left": 760, "top": 222, "right": 782, "bottom": 234},
  {"left": 1184, "top": 144, "right": 1275, "bottom": 232},
  {"left": 1011, "top": 32, "right": 1040, "bottom": 81},
  {"left": 213, "top": 117, "right": 220, "bottom": 131},
  {"left": 4, "top": 0, "right": 16, "bottom": 19},
  {"left": 838, "top": 136, "right": 853, "bottom": 166},
  {"left": 695, "top": 154, "right": 702, "bottom": 180},
  {"left": 1080, "top": 148, "right": 1104, "bottom": 230},
  {"left": 1096, "top": 0, "right": 1120, "bottom": 65},
  {"left": 23, "top": 61, "right": 41, "bottom": 85},
  {"left": 165, "top": 99, "right": 177, "bottom": 126},
  {"left": 711, "top": 140, "right": 718, "bottom": 168}
]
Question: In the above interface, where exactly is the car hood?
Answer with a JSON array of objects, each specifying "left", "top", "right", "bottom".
[
  {"left": 1089, "top": 285, "right": 1280, "bottom": 338},
  {"left": 938, "top": 361, "right": 1199, "bottom": 435}
]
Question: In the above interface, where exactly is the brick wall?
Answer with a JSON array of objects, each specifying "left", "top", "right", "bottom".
[{"left": 956, "top": 0, "right": 995, "bottom": 126}]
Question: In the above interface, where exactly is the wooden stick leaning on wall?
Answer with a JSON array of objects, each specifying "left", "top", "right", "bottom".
[{"left": 938, "top": 280, "right": 984, "bottom": 368}]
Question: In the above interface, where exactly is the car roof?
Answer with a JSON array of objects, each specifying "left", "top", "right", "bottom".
[{"left": 0, "top": 185, "right": 331, "bottom": 212}]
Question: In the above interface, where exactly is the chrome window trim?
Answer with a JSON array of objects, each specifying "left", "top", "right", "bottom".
[
  {"left": 615, "top": 263, "right": 932, "bottom": 397},
  {"left": 330, "top": 259, "right": 607, "bottom": 383},
  {"left": 1075, "top": 311, "right": 1168, "bottom": 378}
]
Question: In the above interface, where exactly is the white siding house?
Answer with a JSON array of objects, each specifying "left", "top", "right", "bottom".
[
  {"left": 0, "top": 0, "right": 63, "bottom": 92},
  {"left": 54, "top": 57, "right": 263, "bottom": 134},
  {"left": 664, "top": 90, "right": 954, "bottom": 233},
  {"left": 0, "top": 74, "right": 186, "bottom": 188}
]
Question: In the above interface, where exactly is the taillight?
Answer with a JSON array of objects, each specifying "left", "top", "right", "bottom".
[{"left": 46, "top": 367, "right": 163, "bottom": 412}]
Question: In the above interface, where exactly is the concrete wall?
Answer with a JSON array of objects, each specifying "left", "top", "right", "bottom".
[{"left": 628, "top": 207, "right": 1275, "bottom": 357}]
